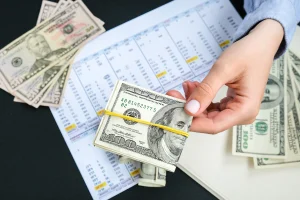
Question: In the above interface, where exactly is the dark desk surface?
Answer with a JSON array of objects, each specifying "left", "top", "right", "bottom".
[{"left": 0, "top": 1, "right": 244, "bottom": 199}]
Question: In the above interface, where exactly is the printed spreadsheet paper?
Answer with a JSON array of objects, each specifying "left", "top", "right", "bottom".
[{"left": 50, "top": 0, "right": 242, "bottom": 199}]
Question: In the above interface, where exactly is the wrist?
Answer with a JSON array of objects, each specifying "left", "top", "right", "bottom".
[{"left": 249, "top": 19, "right": 284, "bottom": 56}]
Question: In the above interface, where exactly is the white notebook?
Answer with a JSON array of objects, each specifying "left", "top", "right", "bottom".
[{"left": 178, "top": 86, "right": 300, "bottom": 199}]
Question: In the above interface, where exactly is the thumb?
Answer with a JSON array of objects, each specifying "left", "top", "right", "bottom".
[{"left": 184, "top": 66, "right": 227, "bottom": 116}]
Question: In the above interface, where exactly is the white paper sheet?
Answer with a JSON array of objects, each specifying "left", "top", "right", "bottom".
[{"left": 50, "top": 0, "right": 242, "bottom": 199}]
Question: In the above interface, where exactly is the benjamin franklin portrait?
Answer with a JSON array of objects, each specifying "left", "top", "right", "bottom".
[
  {"left": 26, "top": 33, "right": 66, "bottom": 82},
  {"left": 261, "top": 74, "right": 294, "bottom": 111},
  {"left": 147, "top": 103, "right": 191, "bottom": 164},
  {"left": 261, "top": 74, "right": 284, "bottom": 110}
]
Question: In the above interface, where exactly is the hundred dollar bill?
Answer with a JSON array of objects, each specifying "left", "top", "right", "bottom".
[
  {"left": 232, "top": 59, "right": 287, "bottom": 159},
  {"left": 254, "top": 55, "right": 300, "bottom": 169},
  {"left": 288, "top": 26, "right": 300, "bottom": 59},
  {"left": 282, "top": 55, "right": 300, "bottom": 156},
  {"left": 118, "top": 156, "right": 132, "bottom": 164},
  {"left": 94, "top": 81, "right": 193, "bottom": 172},
  {"left": 0, "top": 0, "right": 105, "bottom": 92},
  {"left": 289, "top": 51, "right": 300, "bottom": 125},
  {"left": 37, "top": 1, "right": 57, "bottom": 24},
  {"left": 254, "top": 155, "right": 300, "bottom": 169},
  {"left": 138, "top": 163, "right": 166, "bottom": 187},
  {"left": 289, "top": 50, "right": 300, "bottom": 91}
]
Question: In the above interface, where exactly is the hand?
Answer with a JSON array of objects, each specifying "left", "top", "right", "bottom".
[{"left": 167, "top": 19, "right": 284, "bottom": 134}]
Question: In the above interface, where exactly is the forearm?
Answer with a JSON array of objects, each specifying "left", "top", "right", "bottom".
[
  {"left": 249, "top": 19, "right": 284, "bottom": 58},
  {"left": 235, "top": 0, "right": 300, "bottom": 58}
]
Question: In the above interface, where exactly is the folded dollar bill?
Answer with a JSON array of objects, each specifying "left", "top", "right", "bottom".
[
  {"left": 138, "top": 163, "right": 166, "bottom": 187},
  {"left": 94, "top": 80, "right": 193, "bottom": 172}
]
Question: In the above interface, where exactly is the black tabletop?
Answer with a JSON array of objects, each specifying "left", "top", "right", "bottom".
[{"left": 0, "top": 1, "right": 245, "bottom": 199}]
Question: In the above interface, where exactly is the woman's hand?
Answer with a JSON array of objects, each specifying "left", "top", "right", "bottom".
[{"left": 167, "top": 19, "right": 284, "bottom": 134}]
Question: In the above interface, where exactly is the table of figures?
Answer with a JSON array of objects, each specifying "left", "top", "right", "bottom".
[{"left": 50, "top": 0, "right": 242, "bottom": 199}]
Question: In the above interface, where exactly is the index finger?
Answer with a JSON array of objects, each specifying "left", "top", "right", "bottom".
[
  {"left": 191, "top": 97, "right": 247, "bottom": 134},
  {"left": 190, "top": 108, "right": 238, "bottom": 134}
]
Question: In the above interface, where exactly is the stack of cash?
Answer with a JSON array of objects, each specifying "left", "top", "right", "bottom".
[
  {"left": 118, "top": 156, "right": 167, "bottom": 187},
  {"left": 232, "top": 29, "right": 300, "bottom": 169},
  {"left": 95, "top": 81, "right": 193, "bottom": 187},
  {"left": 0, "top": 0, "right": 105, "bottom": 108}
]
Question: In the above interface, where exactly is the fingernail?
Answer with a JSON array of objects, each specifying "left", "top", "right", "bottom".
[
  {"left": 186, "top": 100, "right": 200, "bottom": 114},
  {"left": 182, "top": 82, "right": 188, "bottom": 94}
]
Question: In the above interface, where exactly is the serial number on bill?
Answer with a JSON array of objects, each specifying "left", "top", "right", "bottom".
[{"left": 120, "top": 98, "right": 157, "bottom": 112}]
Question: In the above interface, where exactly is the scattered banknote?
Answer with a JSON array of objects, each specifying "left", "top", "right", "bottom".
[
  {"left": 14, "top": 53, "right": 72, "bottom": 106},
  {"left": 94, "top": 80, "right": 193, "bottom": 172},
  {"left": 233, "top": 27, "right": 300, "bottom": 169},
  {"left": 36, "top": 0, "right": 57, "bottom": 23},
  {"left": 39, "top": 64, "right": 72, "bottom": 107},
  {"left": 51, "top": 0, "right": 104, "bottom": 26},
  {"left": 254, "top": 54, "right": 300, "bottom": 169},
  {"left": 32, "top": 64, "right": 71, "bottom": 108},
  {"left": 289, "top": 50, "right": 300, "bottom": 92},
  {"left": 138, "top": 163, "right": 166, "bottom": 187},
  {"left": 232, "top": 58, "right": 287, "bottom": 159},
  {"left": 51, "top": 0, "right": 71, "bottom": 15},
  {"left": 13, "top": 0, "right": 73, "bottom": 106},
  {"left": 0, "top": 0, "right": 105, "bottom": 108}
]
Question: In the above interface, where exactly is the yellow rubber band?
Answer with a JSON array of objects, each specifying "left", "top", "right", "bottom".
[{"left": 99, "top": 109, "right": 189, "bottom": 137}]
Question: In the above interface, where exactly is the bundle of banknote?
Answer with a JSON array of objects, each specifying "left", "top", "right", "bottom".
[
  {"left": 118, "top": 156, "right": 167, "bottom": 187},
  {"left": 94, "top": 80, "right": 193, "bottom": 187},
  {"left": 232, "top": 28, "right": 300, "bottom": 169},
  {"left": 0, "top": 0, "right": 105, "bottom": 108}
]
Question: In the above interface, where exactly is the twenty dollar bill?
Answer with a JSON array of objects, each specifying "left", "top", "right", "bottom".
[
  {"left": 36, "top": 0, "right": 57, "bottom": 23},
  {"left": 0, "top": 0, "right": 104, "bottom": 92}
]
